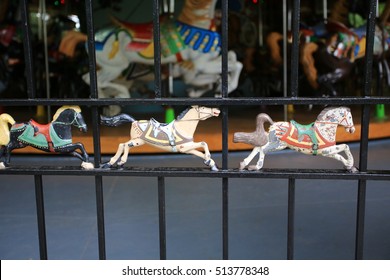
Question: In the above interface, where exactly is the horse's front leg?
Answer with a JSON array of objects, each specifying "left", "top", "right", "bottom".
[
  {"left": 180, "top": 141, "right": 218, "bottom": 171},
  {"left": 70, "top": 143, "right": 94, "bottom": 170},
  {"left": 321, "top": 144, "right": 358, "bottom": 172}
]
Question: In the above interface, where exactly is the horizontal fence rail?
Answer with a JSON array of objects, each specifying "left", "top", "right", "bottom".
[{"left": 0, "top": 0, "right": 388, "bottom": 261}]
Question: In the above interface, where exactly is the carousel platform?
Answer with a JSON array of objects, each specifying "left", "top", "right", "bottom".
[{"left": 6, "top": 104, "right": 390, "bottom": 155}]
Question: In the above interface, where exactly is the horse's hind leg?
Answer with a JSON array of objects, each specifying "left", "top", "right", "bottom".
[
  {"left": 239, "top": 147, "right": 261, "bottom": 170},
  {"left": 116, "top": 139, "right": 145, "bottom": 168},
  {"left": 101, "top": 142, "right": 126, "bottom": 168},
  {"left": 0, "top": 146, "right": 5, "bottom": 169},
  {"left": 246, "top": 139, "right": 287, "bottom": 171}
]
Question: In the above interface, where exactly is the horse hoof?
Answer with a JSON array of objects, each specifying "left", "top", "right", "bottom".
[
  {"left": 115, "top": 163, "right": 124, "bottom": 170},
  {"left": 248, "top": 165, "right": 260, "bottom": 171},
  {"left": 100, "top": 162, "right": 112, "bottom": 169},
  {"left": 81, "top": 162, "right": 94, "bottom": 170},
  {"left": 211, "top": 165, "right": 219, "bottom": 171},
  {"left": 239, "top": 161, "right": 247, "bottom": 170},
  {"left": 347, "top": 166, "right": 359, "bottom": 173}
]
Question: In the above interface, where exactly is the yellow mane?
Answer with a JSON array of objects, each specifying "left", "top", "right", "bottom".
[{"left": 52, "top": 105, "right": 81, "bottom": 121}]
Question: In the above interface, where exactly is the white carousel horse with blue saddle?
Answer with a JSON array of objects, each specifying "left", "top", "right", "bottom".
[
  {"left": 233, "top": 107, "right": 358, "bottom": 172},
  {"left": 100, "top": 105, "right": 220, "bottom": 170},
  {"left": 62, "top": 0, "right": 242, "bottom": 116}
]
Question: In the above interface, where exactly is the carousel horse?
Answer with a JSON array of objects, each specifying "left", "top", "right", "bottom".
[
  {"left": 100, "top": 105, "right": 220, "bottom": 170},
  {"left": 60, "top": 0, "right": 243, "bottom": 115},
  {"left": 233, "top": 106, "right": 357, "bottom": 172},
  {"left": 0, "top": 106, "right": 94, "bottom": 169},
  {"left": 266, "top": 0, "right": 390, "bottom": 97}
]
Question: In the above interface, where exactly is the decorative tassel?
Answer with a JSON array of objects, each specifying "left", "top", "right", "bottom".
[{"left": 108, "top": 40, "right": 119, "bottom": 59}]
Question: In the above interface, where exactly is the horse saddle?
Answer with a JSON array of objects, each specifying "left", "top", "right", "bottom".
[
  {"left": 291, "top": 120, "right": 319, "bottom": 153},
  {"left": 114, "top": 17, "right": 154, "bottom": 52},
  {"left": 30, "top": 119, "right": 51, "bottom": 140},
  {"left": 16, "top": 119, "right": 53, "bottom": 151},
  {"left": 145, "top": 118, "right": 176, "bottom": 147}
]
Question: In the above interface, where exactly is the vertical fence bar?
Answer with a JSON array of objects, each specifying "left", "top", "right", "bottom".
[
  {"left": 20, "top": 0, "right": 36, "bottom": 99},
  {"left": 153, "top": 0, "right": 162, "bottom": 98},
  {"left": 158, "top": 177, "right": 167, "bottom": 260},
  {"left": 221, "top": 0, "right": 229, "bottom": 260},
  {"left": 34, "top": 175, "right": 48, "bottom": 260},
  {"left": 287, "top": 178, "right": 295, "bottom": 260},
  {"left": 290, "top": 0, "right": 300, "bottom": 98},
  {"left": 355, "top": 0, "right": 377, "bottom": 260},
  {"left": 286, "top": 0, "right": 300, "bottom": 260},
  {"left": 85, "top": 0, "right": 106, "bottom": 259}
]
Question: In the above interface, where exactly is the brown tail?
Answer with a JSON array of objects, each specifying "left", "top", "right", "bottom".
[{"left": 233, "top": 113, "right": 273, "bottom": 147}]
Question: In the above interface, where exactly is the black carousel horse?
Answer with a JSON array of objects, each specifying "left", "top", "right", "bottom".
[{"left": 0, "top": 106, "right": 94, "bottom": 169}]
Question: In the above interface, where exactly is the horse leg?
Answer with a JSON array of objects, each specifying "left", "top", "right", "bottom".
[
  {"left": 181, "top": 142, "right": 218, "bottom": 171},
  {"left": 239, "top": 146, "right": 261, "bottom": 170},
  {"left": 101, "top": 142, "right": 126, "bottom": 168},
  {"left": 322, "top": 144, "right": 357, "bottom": 172},
  {"left": 116, "top": 139, "right": 145, "bottom": 168},
  {"left": 1, "top": 137, "right": 28, "bottom": 168},
  {"left": 68, "top": 143, "right": 94, "bottom": 169},
  {"left": 247, "top": 138, "right": 287, "bottom": 171},
  {"left": 0, "top": 146, "right": 5, "bottom": 169}
]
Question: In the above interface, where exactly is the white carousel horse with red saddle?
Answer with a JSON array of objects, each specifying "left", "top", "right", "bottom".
[
  {"left": 61, "top": 0, "right": 242, "bottom": 116},
  {"left": 100, "top": 105, "right": 220, "bottom": 170},
  {"left": 233, "top": 107, "right": 358, "bottom": 172}
]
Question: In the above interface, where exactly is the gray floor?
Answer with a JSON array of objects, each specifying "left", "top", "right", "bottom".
[{"left": 0, "top": 139, "right": 389, "bottom": 260}]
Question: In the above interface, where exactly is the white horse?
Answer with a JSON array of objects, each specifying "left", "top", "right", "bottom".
[
  {"left": 100, "top": 105, "right": 220, "bottom": 170},
  {"left": 62, "top": 0, "right": 242, "bottom": 115},
  {"left": 233, "top": 107, "right": 358, "bottom": 172}
]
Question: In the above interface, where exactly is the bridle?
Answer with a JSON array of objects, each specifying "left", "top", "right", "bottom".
[{"left": 53, "top": 110, "right": 86, "bottom": 129}]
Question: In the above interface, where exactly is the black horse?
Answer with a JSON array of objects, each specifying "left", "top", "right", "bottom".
[{"left": 0, "top": 106, "right": 94, "bottom": 169}]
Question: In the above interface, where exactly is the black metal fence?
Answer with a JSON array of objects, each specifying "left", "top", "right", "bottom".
[{"left": 1, "top": 0, "right": 390, "bottom": 260}]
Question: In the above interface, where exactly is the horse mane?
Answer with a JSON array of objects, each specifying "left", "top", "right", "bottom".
[
  {"left": 317, "top": 106, "right": 350, "bottom": 120},
  {"left": 53, "top": 106, "right": 81, "bottom": 121},
  {"left": 329, "top": 0, "right": 350, "bottom": 25},
  {"left": 178, "top": 0, "right": 216, "bottom": 28},
  {"left": 176, "top": 107, "right": 192, "bottom": 120}
]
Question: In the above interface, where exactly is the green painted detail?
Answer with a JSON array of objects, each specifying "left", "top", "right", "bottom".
[
  {"left": 18, "top": 125, "right": 48, "bottom": 148},
  {"left": 160, "top": 20, "right": 185, "bottom": 57},
  {"left": 50, "top": 126, "right": 71, "bottom": 147},
  {"left": 291, "top": 120, "right": 319, "bottom": 155},
  {"left": 17, "top": 123, "right": 71, "bottom": 149}
]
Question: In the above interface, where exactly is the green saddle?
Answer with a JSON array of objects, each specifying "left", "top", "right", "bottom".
[{"left": 291, "top": 120, "right": 319, "bottom": 154}]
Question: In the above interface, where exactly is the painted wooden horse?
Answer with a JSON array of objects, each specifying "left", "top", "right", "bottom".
[
  {"left": 100, "top": 105, "right": 220, "bottom": 170},
  {"left": 267, "top": 0, "right": 390, "bottom": 97},
  {"left": 0, "top": 106, "right": 94, "bottom": 169},
  {"left": 61, "top": 0, "right": 242, "bottom": 115},
  {"left": 233, "top": 107, "right": 357, "bottom": 172}
]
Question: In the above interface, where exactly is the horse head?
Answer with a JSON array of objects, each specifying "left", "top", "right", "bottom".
[
  {"left": 53, "top": 105, "right": 87, "bottom": 132},
  {"left": 193, "top": 105, "right": 220, "bottom": 120},
  {"left": 318, "top": 106, "right": 355, "bottom": 133}
]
